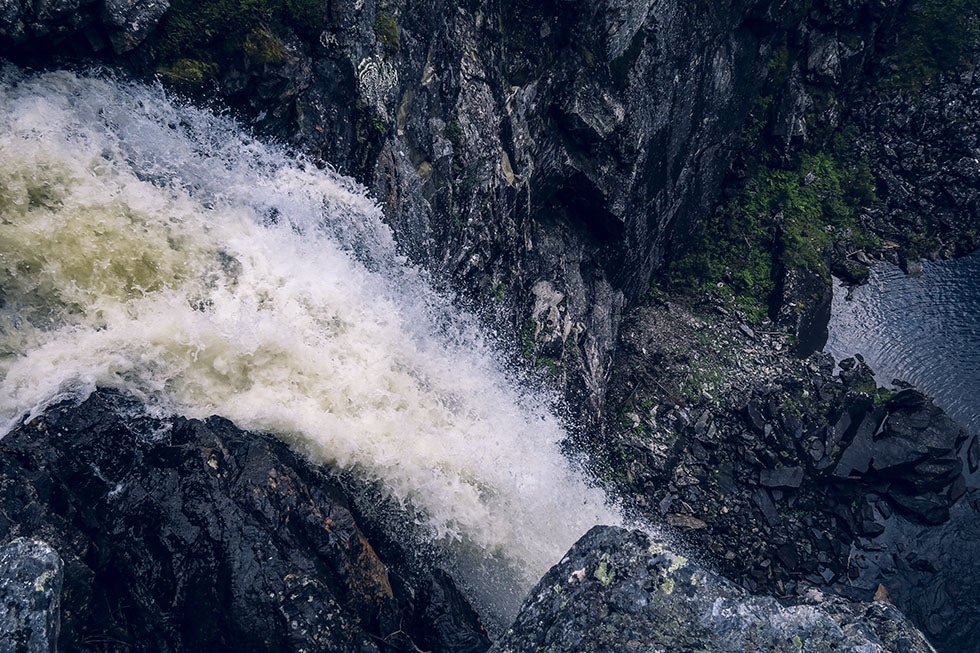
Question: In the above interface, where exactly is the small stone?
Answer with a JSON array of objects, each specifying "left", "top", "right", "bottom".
[
  {"left": 745, "top": 401, "right": 767, "bottom": 434},
  {"left": 666, "top": 513, "right": 708, "bottom": 530},
  {"left": 888, "top": 491, "right": 950, "bottom": 525},
  {"left": 759, "top": 467, "right": 804, "bottom": 489},
  {"left": 873, "top": 584, "right": 891, "bottom": 603},
  {"left": 752, "top": 489, "right": 780, "bottom": 526}
]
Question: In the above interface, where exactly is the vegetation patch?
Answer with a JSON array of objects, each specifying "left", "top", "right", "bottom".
[
  {"left": 154, "top": 0, "right": 320, "bottom": 78},
  {"left": 887, "top": 0, "right": 980, "bottom": 90},
  {"left": 244, "top": 28, "right": 287, "bottom": 65},
  {"left": 157, "top": 58, "right": 219, "bottom": 84},
  {"left": 374, "top": 13, "right": 400, "bottom": 54},
  {"left": 667, "top": 151, "right": 878, "bottom": 322}
]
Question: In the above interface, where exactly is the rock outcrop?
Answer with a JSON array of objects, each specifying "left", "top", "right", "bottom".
[
  {"left": 0, "top": 539, "right": 63, "bottom": 653},
  {"left": 0, "top": 390, "right": 490, "bottom": 652},
  {"left": 605, "top": 297, "right": 979, "bottom": 651},
  {"left": 2, "top": 0, "right": 976, "bottom": 437},
  {"left": 0, "top": 0, "right": 167, "bottom": 54},
  {"left": 491, "top": 525, "right": 936, "bottom": 653}
]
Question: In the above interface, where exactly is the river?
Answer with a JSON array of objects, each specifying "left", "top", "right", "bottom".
[{"left": 826, "top": 252, "right": 980, "bottom": 434}]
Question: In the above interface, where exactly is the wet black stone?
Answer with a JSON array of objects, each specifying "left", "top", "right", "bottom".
[
  {"left": 745, "top": 400, "right": 767, "bottom": 434},
  {"left": 888, "top": 491, "right": 950, "bottom": 525},
  {"left": 759, "top": 466, "right": 804, "bottom": 489},
  {"left": 752, "top": 488, "right": 780, "bottom": 526},
  {"left": 0, "top": 539, "right": 62, "bottom": 653},
  {"left": 774, "top": 543, "right": 798, "bottom": 570},
  {"left": 0, "top": 390, "right": 490, "bottom": 653}
]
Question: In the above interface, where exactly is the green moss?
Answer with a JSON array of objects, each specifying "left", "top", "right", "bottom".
[
  {"left": 158, "top": 0, "right": 268, "bottom": 64},
  {"left": 666, "top": 149, "right": 879, "bottom": 322},
  {"left": 851, "top": 380, "right": 877, "bottom": 395},
  {"left": 155, "top": 0, "right": 321, "bottom": 80},
  {"left": 594, "top": 559, "right": 615, "bottom": 586},
  {"left": 536, "top": 356, "right": 562, "bottom": 377},
  {"left": 157, "top": 58, "right": 218, "bottom": 83},
  {"left": 374, "top": 13, "right": 400, "bottom": 53},
  {"left": 888, "top": 0, "right": 980, "bottom": 90},
  {"left": 283, "top": 0, "right": 320, "bottom": 26},
  {"left": 244, "top": 28, "right": 287, "bottom": 65}
]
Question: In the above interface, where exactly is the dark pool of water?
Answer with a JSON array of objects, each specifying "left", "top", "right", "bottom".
[{"left": 826, "top": 251, "right": 980, "bottom": 434}]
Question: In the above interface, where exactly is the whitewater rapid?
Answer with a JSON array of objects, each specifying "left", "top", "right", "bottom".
[{"left": 0, "top": 67, "right": 619, "bottom": 619}]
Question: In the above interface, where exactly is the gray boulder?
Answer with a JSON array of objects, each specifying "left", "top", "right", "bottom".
[
  {"left": 491, "top": 526, "right": 935, "bottom": 653},
  {"left": 0, "top": 539, "right": 62, "bottom": 653}
]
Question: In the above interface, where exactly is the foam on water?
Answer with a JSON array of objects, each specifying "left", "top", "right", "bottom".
[{"left": 0, "top": 67, "right": 620, "bottom": 620}]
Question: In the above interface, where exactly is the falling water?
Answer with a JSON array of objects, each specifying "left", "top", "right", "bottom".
[{"left": 0, "top": 66, "right": 620, "bottom": 624}]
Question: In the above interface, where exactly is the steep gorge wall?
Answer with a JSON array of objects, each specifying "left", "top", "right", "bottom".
[{"left": 0, "top": 0, "right": 940, "bottom": 428}]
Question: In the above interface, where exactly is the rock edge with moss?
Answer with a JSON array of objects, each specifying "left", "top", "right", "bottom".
[{"left": 491, "top": 525, "right": 936, "bottom": 653}]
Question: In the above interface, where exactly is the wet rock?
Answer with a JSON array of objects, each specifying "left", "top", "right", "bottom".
[
  {"left": 868, "top": 391, "right": 968, "bottom": 499},
  {"left": 490, "top": 526, "right": 935, "bottom": 653},
  {"left": 101, "top": 0, "right": 169, "bottom": 53},
  {"left": 760, "top": 466, "right": 804, "bottom": 489},
  {"left": 745, "top": 399, "right": 768, "bottom": 434},
  {"left": 752, "top": 488, "right": 780, "bottom": 526},
  {"left": 0, "top": 389, "right": 489, "bottom": 652},
  {"left": 847, "top": 488, "right": 980, "bottom": 652},
  {"left": 898, "top": 251, "right": 924, "bottom": 276},
  {"left": 969, "top": 434, "right": 979, "bottom": 474},
  {"left": 887, "top": 491, "right": 950, "bottom": 525},
  {"left": 775, "top": 266, "right": 833, "bottom": 357},
  {"left": 0, "top": 0, "right": 164, "bottom": 53},
  {"left": 605, "top": 295, "right": 976, "bottom": 651},
  {"left": 0, "top": 539, "right": 62, "bottom": 653}
]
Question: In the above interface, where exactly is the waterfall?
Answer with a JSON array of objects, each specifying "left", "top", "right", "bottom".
[{"left": 0, "top": 66, "right": 620, "bottom": 623}]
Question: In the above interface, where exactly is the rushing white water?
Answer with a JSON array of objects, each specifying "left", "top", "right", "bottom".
[{"left": 0, "top": 67, "right": 619, "bottom": 621}]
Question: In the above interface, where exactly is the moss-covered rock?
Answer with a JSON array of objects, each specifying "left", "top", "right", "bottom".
[
  {"left": 374, "top": 12, "right": 400, "bottom": 54},
  {"left": 491, "top": 526, "right": 936, "bottom": 653}
]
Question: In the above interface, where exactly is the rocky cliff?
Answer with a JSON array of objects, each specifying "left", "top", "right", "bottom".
[{"left": 3, "top": 0, "right": 976, "bottom": 428}]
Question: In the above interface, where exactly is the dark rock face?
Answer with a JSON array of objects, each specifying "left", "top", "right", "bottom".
[
  {"left": 606, "top": 300, "right": 978, "bottom": 652},
  {"left": 0, "top": 0, "right": 166, "bottom": 54},
  {"left": 0, "top": 539, "right": 62, "bottom": 653},
  {"left": 0, "top": 390, "right": 490, "bottom": 653},
  {"left": 2, "top": 2, "right": 979, "bottom": 652},
  {"left": 849, "top": 72, "right": 980, "bottom": 264},
  {"left": 491, "top": 525, "right": 935, "bottom": 653},
  {"left": 7, "top": 0, "right": 783, "bottom": 435}
]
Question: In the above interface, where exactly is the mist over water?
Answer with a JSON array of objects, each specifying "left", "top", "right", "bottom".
[
  {"left": 827, "top": 253, "right": 980, "bottom": 433},
  {"left": 0, "top": 67, "right": 620, "bottom": 623}
]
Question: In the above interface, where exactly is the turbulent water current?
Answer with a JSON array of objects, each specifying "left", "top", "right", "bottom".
[
  {"left": 0, "top": 67, "right": 619, "bottom": 621},
  {"left": 827, "top": 253, "right": 980, "bottom": 433}
]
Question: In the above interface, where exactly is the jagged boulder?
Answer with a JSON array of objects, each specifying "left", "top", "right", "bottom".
[
  {"left": 0, "top": 389, "right": 489, "bottom": 653},
  {"left": 0, "top": 0, "right": 166, "bottom": 53},
  {"left": 491, "top": 525, "right": 935, "bottom": 653},
  {"left": 0, "top": 539, "right": 62, "bottom": 653}
]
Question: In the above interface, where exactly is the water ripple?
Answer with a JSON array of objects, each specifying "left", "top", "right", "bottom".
[{"left": 826, "top": 252, "right": 980, "bottom": 433}]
